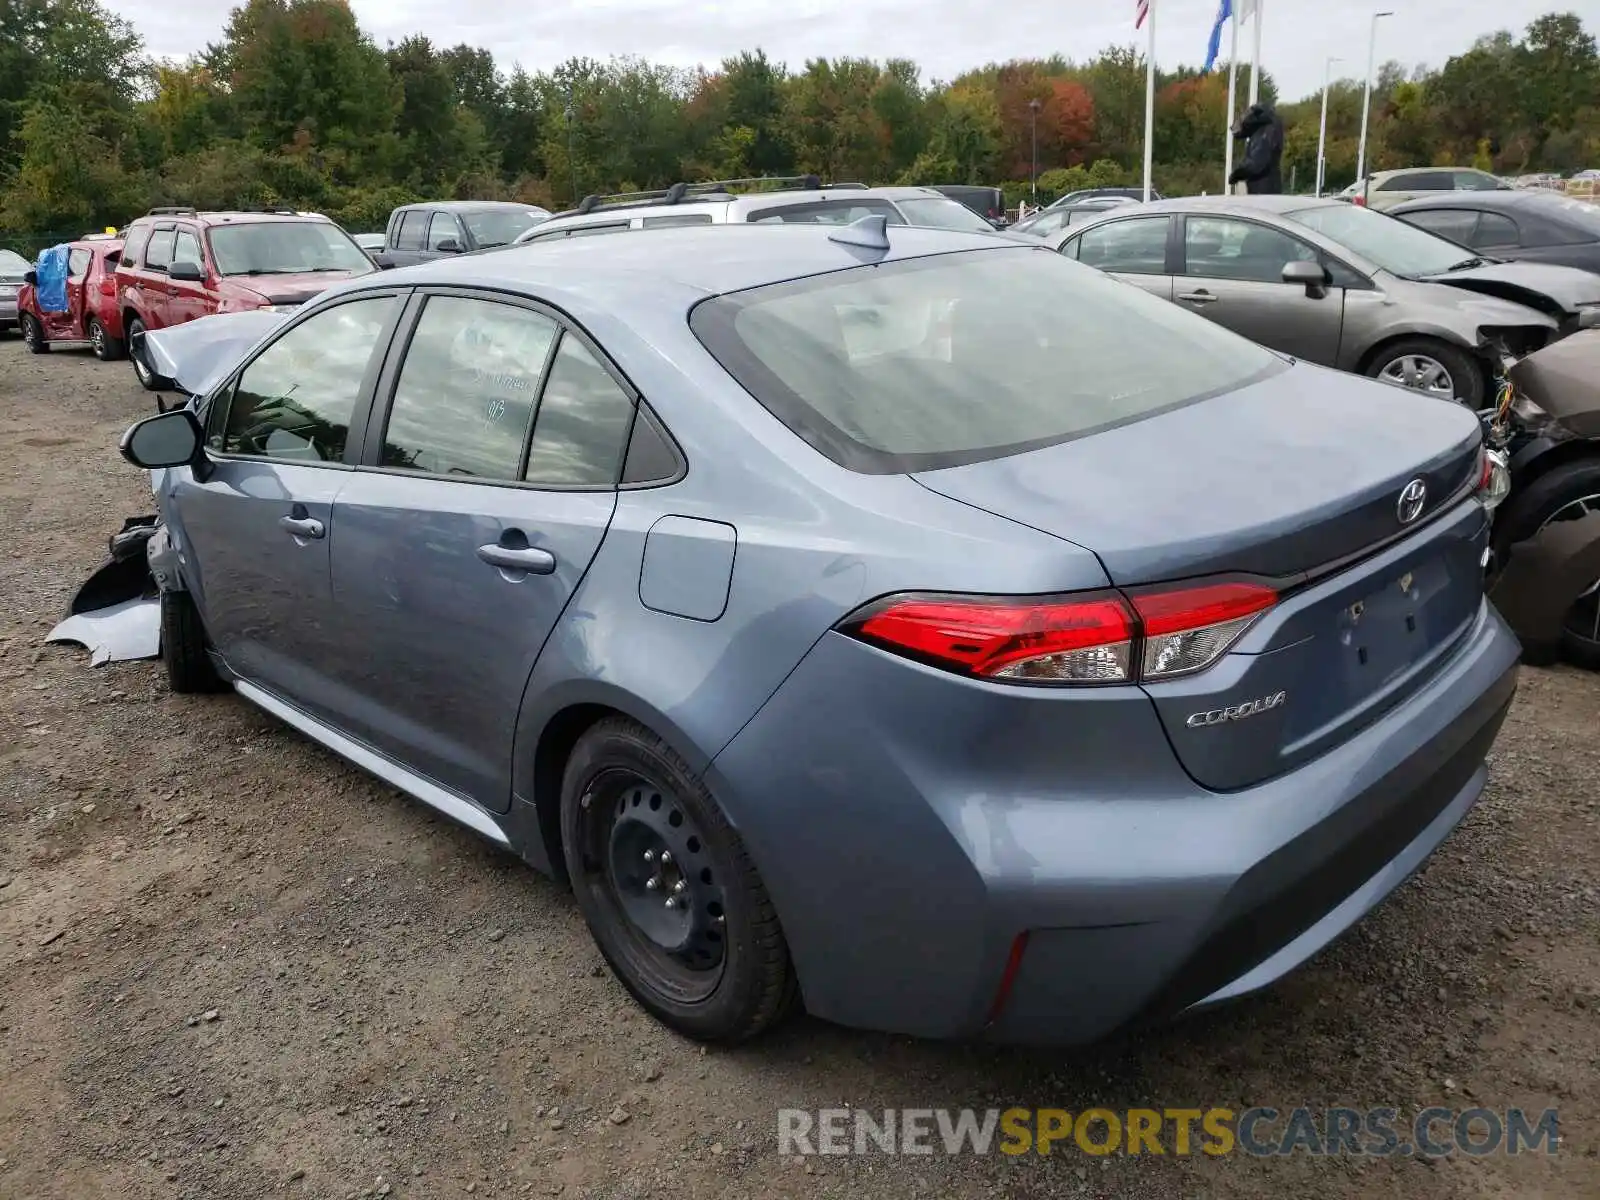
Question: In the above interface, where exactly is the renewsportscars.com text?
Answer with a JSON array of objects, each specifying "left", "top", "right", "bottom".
[{"left": 776, "top": 1107, "right": 1560, "bottom": 1158}]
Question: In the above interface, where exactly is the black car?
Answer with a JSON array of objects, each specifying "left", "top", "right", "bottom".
[
  {"left": 1389, "top": 190, "right": 1600, "bottom": 277},
  {"left": 375, "top": 201, "right": 552, "bottom": 269},
  {"left": 930, "top": 185, "right": 1008, "bottom": 227}
]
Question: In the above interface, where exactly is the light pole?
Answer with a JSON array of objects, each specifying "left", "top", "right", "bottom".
[
  {"left": 1028, "top": 98, "right": 1041, "bottom": 199},
  {"left": 1316, "top": 56, "right": 1342, "bottom": 197},
  {"left": 564, "top": 83, "right": 579, "bottom": 206},
  {"left": 1355, "top": 10, "right": 1393, "bottom": 202}
]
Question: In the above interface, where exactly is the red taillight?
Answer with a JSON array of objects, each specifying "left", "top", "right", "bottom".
[
  {"left": 840, "top": 579, "right": 1277, "bottom": 685},
  {"left": 1351, "top": 194, "right": 1366, "bottom": 207},
  {"left": 1475, "top": 446, "right": 1492, "bottom": 491}
]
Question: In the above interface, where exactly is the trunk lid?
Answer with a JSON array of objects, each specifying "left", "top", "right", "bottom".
[
  {"left": 915, "top": 362, "right": 1490, "bottom": 790},
  {"left": 914, "top": 361, "right": 1482, "bottom": 585}
]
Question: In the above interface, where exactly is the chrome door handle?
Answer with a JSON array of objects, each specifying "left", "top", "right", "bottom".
[
  {"left": 477, "top": 544, "right": 556, "bottom": 575},
  {"left": 278, "top": 515, "right": 325, "bottom": 539},
  {"left": 1177, "top": 290, "right": 1218, "bottom": 303}
]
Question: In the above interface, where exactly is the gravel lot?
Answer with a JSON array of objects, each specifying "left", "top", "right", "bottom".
[{"left": 1, "top": 338, "right": 1596, "bottom": 1199}]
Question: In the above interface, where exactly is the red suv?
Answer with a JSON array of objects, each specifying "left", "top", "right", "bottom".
[
  {"left": 115, "top": 208, "right": 375, "bottom": 389},
  {"left": 17, "top": 235, "right": 127, "bottom": 359}
]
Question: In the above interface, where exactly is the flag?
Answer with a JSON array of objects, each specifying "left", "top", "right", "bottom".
[
  {"left": 1135, "top": 0, "right": 1149, "bottom": 30},
  {"left": 1203, "top": 0, "right": 1232, "bottom": 74}
]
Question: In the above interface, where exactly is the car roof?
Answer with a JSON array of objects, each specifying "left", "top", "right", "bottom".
[
  {"left": 399, "top": 200, "right": 549, "bottom": 212},
  {"left": 130, "top": 211, "right": 333, "bottom": 227},
  {"left": 1369, "top": 166, "right": 1489, "bottom": 179},
  {"left": 1117, "top": 195, "right": 1336, "bottom": 218},
  {"left": 520, "top": 186, "right": 950, "bottom": 238},
  {"left": 346, "top": 221, "right": 1023, "bottom": 308},
  {"left": 1389, "top": 190, "right": 1554, "bottom": 212}
]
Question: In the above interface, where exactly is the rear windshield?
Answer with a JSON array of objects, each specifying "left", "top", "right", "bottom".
[
  {"left": 1286, "top": 203, "right": 1470, "bottom": 277},
  {"left": 894, "top": 197, "right": 997, "bottom": 232},
  {"left": 208, "top": 221, "right": 375, "bottom": 276},
  {"left": 0, "top": 249, "right": 27, "bottom": 274},
  {"left": 691, "top": 246, "right": 1283, "bottom": 473}
]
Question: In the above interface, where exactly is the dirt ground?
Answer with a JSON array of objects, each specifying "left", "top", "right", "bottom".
[{"left": 0, "top": 337, "right": 1596, "bottom": 1200}]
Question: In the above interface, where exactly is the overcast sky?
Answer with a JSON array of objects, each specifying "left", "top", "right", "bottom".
[{"left": 106, "top": 0, "right": 1571, "bottom": 102}]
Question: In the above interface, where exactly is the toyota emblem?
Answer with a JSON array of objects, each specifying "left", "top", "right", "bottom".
[{"left": 1396, "top": 477, "right": 1428, "bottom": 525}]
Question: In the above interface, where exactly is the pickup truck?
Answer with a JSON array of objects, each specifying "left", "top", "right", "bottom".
[{"left": 374, "top": 201, "right": 552, "bottom": 268}]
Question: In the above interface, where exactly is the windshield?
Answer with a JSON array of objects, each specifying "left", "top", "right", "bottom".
[
  {"left": 894, "top": 197, "right": 997, "bottom": 232},
  {"left": 0, "top": 249, "right": 28, "bottom": 275},
  {"left": 461, "top": 208, "right": 549, "bottom": 247},
  {"left": 1286, "top": 204, "right": 1472, "bottom": 276},
  {"left": 208, "top": 221, "right": 376, "bottom": 276},
  {"left": 691, "top": 246, "right": 1282, "bottom": 472}
]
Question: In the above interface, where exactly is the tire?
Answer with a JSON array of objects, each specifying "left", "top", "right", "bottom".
[
  {"left": 1493, "top": 456, "right": 1600, "bottom": 670},
  {"left": 1365, "top": 337, "right": 1485, "bottom": 408},
  {"left": 127, "top": 317, "right": 159, "bottom": 389},
  {"left": 560, "top": 716, "right": 797, "bottom": 1043},
  {"left": 88, "top": 316, "right": 124, "bottom": 361},
  {"left": 20, "top": 313, "right": 49, "bottom": 354},
  {"left": 160, "top": 590, "right": 225, "bottom": 693}
]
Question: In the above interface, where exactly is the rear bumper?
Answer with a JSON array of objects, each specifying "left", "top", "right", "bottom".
[
  {"left": 708, "top": 597, "right": 1519, "bottom": 1044},
  {"left": 0, "top": 298, "right": 17, "bottom": 324}
]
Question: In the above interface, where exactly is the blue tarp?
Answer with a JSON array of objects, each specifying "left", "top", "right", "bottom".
[{"left": 35, "top": 243, "right": 69, "bottom": 313}]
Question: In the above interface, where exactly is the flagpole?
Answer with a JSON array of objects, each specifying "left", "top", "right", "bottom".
[
  {"left": 1223, "top": 5, "right": 1239, "bottom": 191},
  {"left": 1248, "top": 0, "right": 1262, "bottom": 105},
  {"left": 1142, "top": 0, "right": 1156, "bottom": 203}
]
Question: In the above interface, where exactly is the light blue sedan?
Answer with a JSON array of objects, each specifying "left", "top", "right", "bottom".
[{"left": 114, "top": 218, "right": 1518, "bottom": 1044}]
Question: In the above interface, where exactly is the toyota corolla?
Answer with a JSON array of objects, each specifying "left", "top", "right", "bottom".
[{"left": 111, "top": 219, "right": 1520, "bottom": 1044}]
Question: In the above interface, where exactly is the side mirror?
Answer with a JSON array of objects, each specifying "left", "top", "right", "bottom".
[
  {"left": 168, "top": 260, "right": 204, "bottom": 282},
  {"left": 23, "top": 269, "right": 37, "bottom": 286},
  {"left": 120, "top": 408, "right": 203, "bottom": 469},
  {"left": 435, "top": 238, "right": 463, "bottom": 254},
  {"left": 1282, "top": 260, "right": 1331, "bottom": 299}
]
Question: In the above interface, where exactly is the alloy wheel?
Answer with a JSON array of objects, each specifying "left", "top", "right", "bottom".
[
  {"left": 1537, "top": 492, "right": 1600, "bottom": 653},
  {"left": 89, "top": 320, "right": 105, "bottom": 356},
  {"left": 1377, "top": 353, "right": 1456, "bottom": 400}
]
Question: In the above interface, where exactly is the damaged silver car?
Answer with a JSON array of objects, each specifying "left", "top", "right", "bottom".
[{"left": 1051, "top": 196, "right": 1600, "bottom": 408}]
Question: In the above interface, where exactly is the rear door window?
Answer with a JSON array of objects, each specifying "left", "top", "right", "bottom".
[
  {"left": 380, "top": 296, "right": 559, "bottom": 479},
  {"left": 642, "top": 213, "right": 714, "bottom": 228},
  {"left": 1399, "top": 208, "right": 1480, "bottom": 245},
  {"left": 144, "top": 228, "right": 176, "bottom": 270},
  {"left": 1072, "top": 216, "right": 1171, "bottom": 274},
  {"left": 395, "top": 210, "right": 428, "bottom": 251},
  {"left": 691, "top": 245, "right": 1281, "bottom": 472},
  {"left": 1472, "top": 212, "right": 1520, "bottom": 248}
]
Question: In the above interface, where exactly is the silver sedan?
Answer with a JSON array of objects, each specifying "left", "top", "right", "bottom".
[{"left": 1050, "top": 196, "right": 1600, "bottom": 407}]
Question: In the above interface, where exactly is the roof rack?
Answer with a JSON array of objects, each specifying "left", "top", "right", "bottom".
[
  {"left": 147, "top": 206, "right": 197, "bottom": 216},
  {"left": 559, "top": 175, "right": 870, "bottom": 218}
]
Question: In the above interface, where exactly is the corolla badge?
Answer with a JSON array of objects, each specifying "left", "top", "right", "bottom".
[
  {"left": 1396, "top": 477, "right": 1428, "bottom": 525},
  {"left": 1186, "top": 690, "right": 1287, "bottom": 729}
]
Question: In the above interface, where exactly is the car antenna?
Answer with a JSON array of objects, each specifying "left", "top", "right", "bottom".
[{"left": 827, "top": 214, "right": 890, "bottom": 253}]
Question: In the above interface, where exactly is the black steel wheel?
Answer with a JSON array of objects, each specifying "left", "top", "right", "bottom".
[{"left": 561, "top": 716, "right": 797, "bottom": 1042}]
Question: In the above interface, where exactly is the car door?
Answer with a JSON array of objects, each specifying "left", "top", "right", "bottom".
[
  {"left": 139, "top": 225, "right": 178, "bottom": 328},
  {"left": 166, "top": 227, "right": 211, "bottom": 325},
  {"left": 170, "top": 292, "right": 407, "bottom": 718},
  {"left": 421, "top": 211, "right": 464, "bottom": 262},
  {"left": 323, "top": 291, "right": 636, "bottom": 808},
  {"left": 1062, "top": 214, "right": 1174, "bottom": 300},
  {"left": 1168, "top": 215, "right": 1344, "bottom": 365},
  {"left": 44, "top": 247, "right": 90, "bottom": 339}
]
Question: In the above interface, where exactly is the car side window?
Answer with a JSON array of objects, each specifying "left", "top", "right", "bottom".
[
  {"left": 426, "top": 212, "right": 461, "bottom": 251},
  {"left": 1401, "top": 208, "right": 1479, "bottom": 244},
  {"left": 173, "top": 230, "right": 203, "bottom": 268},
  {"left": 1453, "top": 171, "right": 1501, "bottom": 192},
  {"left": 144, "top": 228, "right": 176, "bottom": 270},
  {"left": 564, "top": 223, "right": 631, "bottom": 238},
  {"left": 523, "top": 334, "right": 636, "bottom": 487},
  {"left": 1074, "top": 217, "right": 1170, "bottom": 275},
  {"left": 67, "top": 248, "right": 91, "bottom": 279},
  {"left": 118, "top": 225, "right": 150, "bottom": 267},
  {"left": 395, "top": 210, "right": 427, "bottom": 251},
  {"left": 217, "top": 296, "right": 397, "bottom": 463},
  {"left": 381, "top": 296, "right": 559, "bottom": 479},
  {"left": 1472, "top": 212, "right": 1520, "bottom": 248},
  {"left": 1183, "top": 217, "right": 1319, "bottom": 283}
]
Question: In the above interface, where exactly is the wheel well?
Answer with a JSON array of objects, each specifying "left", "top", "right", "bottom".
[
  {"left": 122, "top": 307, "right": 141, "bottom": 331},
  {"left": 531, "top": 703, "right": 623, "bottom": 884}
]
